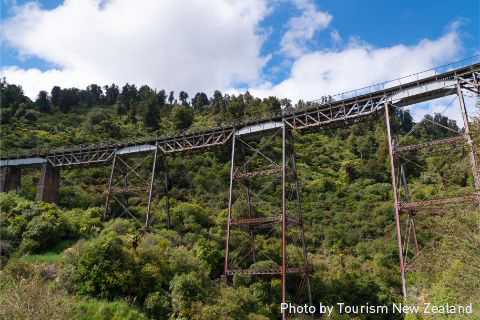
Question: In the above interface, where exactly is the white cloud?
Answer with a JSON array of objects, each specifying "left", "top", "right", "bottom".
[
  {"left": 408, "top": 92, "right": 479, "bottom": 128},
  {"left": 1, "top": 0, "right": 472, "bottom": 129},
  {"left": 1, "top": 0, "right": 270, "bottom": 99},
  {"left": 251, "top": 31, "right": 462, "bottom": 102},
  {"left": 279, "top": 0, "right": 332, "bottom": 57}
]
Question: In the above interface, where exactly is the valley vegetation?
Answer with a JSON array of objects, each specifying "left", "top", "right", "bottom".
[{"left": 1, "top": 79, "right": 479, "bottom": 319}]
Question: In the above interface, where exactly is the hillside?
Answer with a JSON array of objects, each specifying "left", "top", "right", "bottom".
[{"left": 0, "top": 79, "right": 479, "bottom": 319}]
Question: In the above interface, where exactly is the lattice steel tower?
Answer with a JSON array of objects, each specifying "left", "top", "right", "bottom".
[{"left": 223, "top": 122, "right": 312, "bottom": 319}]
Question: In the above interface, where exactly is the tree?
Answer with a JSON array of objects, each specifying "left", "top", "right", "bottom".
[
  {"left": 58, "top": 233, "right": 140, "bottom": 299},
  {"left": 0, "top": 78, "right": 28, "bottom": 109},
  {"left": 211, "top": 90, "right": 225, "bottom": 114},
  {"left": 191, "top": 92, "right": 209, "bottom": 112},
  {"left": 168, "top": 91, "right": 175, "bottom": 105},
  {"left": 104, "top": 84, "right": 119, "bottom": 105},
  {"left": 179, "top": 91, "right": 189, "bottom": 106},
  {"left": 262, "top": 96, "right": 281, "bottom": 114},
  {"left": 280, "top": 98, "right": 292, "bottom": 111},
  {"left": 226, "top": 95, "right": 245, "bottom": 120},
  {"left": 395, "top": 109, "right": 413, "bottom": 134},
  {"left": 142, "top": 94, "right": 160, "bottom": 130},
  {"left": 119, "top": 83, "right": 138, "bottom": 107},
  {"left": 58, "top": 88, "right": 80, "bottom": 112},
  {"left": 172, "top": 105, "right": 194, "bottom": 130},
  {"left": 139, "top": 85, "right": 154, "bottom": 101},
  {"left": 156, "top": 89, "right": 166, "bottom": 107},
  {"left": 170, "top": 271, "right": 210, "bottom": 318},
  {"left": 86, "top": 84, "right": 103, "bottom": 105},
  {"left": 35, "top": 91, "right": 50, "bottom": 113},
  {"left": 51, "top": 86, "right": 61, "bottom": 106}
]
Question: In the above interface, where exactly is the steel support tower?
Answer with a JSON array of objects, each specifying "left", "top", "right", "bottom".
[
  {"left": 104, "top": 144, "right": 171, "bottom": 232},
  {"left": 384, "top": 77, "right": 480, "bottom": 298},
  {"left": 223, "top": 123, "right": 312, "bottom": 319}
]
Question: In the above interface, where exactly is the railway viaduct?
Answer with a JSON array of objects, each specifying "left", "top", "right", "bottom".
[{"left": 1, "top": 59, "right": 479, "bottom": 316}]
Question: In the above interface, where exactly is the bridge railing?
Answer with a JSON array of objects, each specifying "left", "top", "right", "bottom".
[
  {"left": 1, "top": 56, "right": 478, "bottom": 160},
  {"left": 310, "top": 55, "right": 479, "bottom": 104}
]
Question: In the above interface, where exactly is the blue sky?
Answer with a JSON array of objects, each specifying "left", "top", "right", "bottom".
[
  {"left": 260, "top": 0, "right": 479, "bottom": 84},
  {"left": 1, "top": 0, "right": 479, "bottom": 105}
]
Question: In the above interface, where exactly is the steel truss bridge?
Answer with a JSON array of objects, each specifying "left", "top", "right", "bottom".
[{"left": 1, "top": 58, "right": 480, "bottom": 317}]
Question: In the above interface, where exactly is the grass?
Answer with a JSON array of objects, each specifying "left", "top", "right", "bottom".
[{"left": 21, "top": 239, "right": 77, "bottom": 264}]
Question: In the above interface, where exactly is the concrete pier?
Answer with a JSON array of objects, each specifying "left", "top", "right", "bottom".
[
  {"left": 35, "top": 163, "right": 60, "bottom": 203},
  {"left": 0, "top": 167, "right": 21, "bottom": 192}
]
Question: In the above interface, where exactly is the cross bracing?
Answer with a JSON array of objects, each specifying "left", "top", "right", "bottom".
[{"left": 1, "top": 61, "right": 479, "bottom": 168}]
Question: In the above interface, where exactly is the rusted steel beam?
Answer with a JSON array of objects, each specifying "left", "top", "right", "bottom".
[
  {"left": 385, "top": 102, "right": 407, "bottom": 299},
  {"left": 456, "top": 79, "right": 480, "bottom": 205},
  {"left": 281, "top": 124, "right": 287, "bottom": 318},
  {"left": 399, "top": 164, "right": 419, "bottom": 255},
  {"left": 290, "top": 135, "right": 312, "bottom": 307},
  {"left": 399, "top": 194, "right": 479, "bottom": 210},
  {"left": 230, "top": 215, "right": 299, "bottom": 226},
  {"left": 145, "top": 145, "right": 158, "bottom": 232},
  {"left": 233, "top": 166, "right": 282, "bottom": 180},
  {"left": 394, "top": 135, "right": 465, "bottom": 154},
  {"left": 110, "top": 186, "right": 163, "bottom": 194},
  {"left": 227, "top": 267, "right": 305, "bottom": 276},
  {"left": 224, "top": 135, "right": 236, "bottom": 281}
]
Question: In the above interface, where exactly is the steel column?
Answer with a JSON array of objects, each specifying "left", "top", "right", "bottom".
[
  {"left": 456, "top": 80, "right": 480, "bottom": 205},
  {"left": 163, "top": 155, "right": 171, "bottom": 229},
  {"left": 145, "top": 145, "right": 159, "bottom": 232},
  {"left": 281, "top": 123, "right": 287, "bottom": 320},
  {"left": 104, "top": 153, "right": 117, "bottom": 220},
  {"left": 224, "top": 135, "right": 236, "bottom": 281},
  {"left": 385, "top": 102, "right": 407, "bottom": 298},
  {"left": 289, "top": 134, "right": 313, "bottom": 307},
  {"left": 242, "top": 143, "right": 256, "bottom": 264},
  {"left": 400, "top": 164, "right": 419, "bottom": 254}
]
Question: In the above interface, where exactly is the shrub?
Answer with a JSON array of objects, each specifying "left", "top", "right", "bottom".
[
  {"left": 170, "top": 202, "right": 212, "bottom": 232},
  {"left": 58, "top": 233, "right": 140, "bottom": 299},
  {"left": 65, "top": 207, "right": 103, "bottom": 238},
  {"left": 170, "top": 271, "right": 211, "bottom": 318},
  {"left": 143, "top": 290, "right": 171, "bottom": 319},
  {"left": 101, "top": 218, "right": 137, "bottom": 236},
  {"left": 73, "top": 300, "right": 148, "bottom": 320},
  {"left": 0, "top": 275, "right": 75, "bottom": 320},
  {"left": 19, "top": 205, "right": 66, "bottom": 253}
]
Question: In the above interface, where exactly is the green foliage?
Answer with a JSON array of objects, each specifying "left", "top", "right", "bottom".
[
  {"left": 0, "top": 193, "right": 69, "bottom": 255},
  {"left": 0, "top": 275, "right": 75, "bottom": 320},
  {"left": 65, "top": 207, "right": 103, "bottom": 238},
  {"left": 170, "top": 202, "right": 213, "bottom": 232},
  {"left": 20, "top": 203, "right": 67, "bottom": 253},
  {"left": 0, "top": 273, "right": 148, "bottom": 320},
  {"left": 143, "top": 290, "right": 170, "bottom": 319},
  {"left": 21, "top": 239, "right": 76, "bottom": 264},
  {"left": 171, "top": 104, "right": 194, "bottom": 129},
  {"left": 1, "top": 80, "right": 478, "bottom": 319},
  {"left": 58, "top": 233, "right": 141, "bottom": 299},
  {"left": 74, "top": 300, "right": 149, "bottom": 320},
  {"left": 197, "top": 286, "right": 270, "bottom": 320},
  {"left": 170, "top": 271, "right": 211, "bottom": 318}
]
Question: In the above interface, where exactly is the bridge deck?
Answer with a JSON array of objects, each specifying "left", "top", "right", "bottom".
[{"left": 1, "top": 61, "right": 479, "bottom": 168}]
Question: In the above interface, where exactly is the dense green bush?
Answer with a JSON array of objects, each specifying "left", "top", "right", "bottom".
[
  {"left": 170, "top": 271, "right": 212, "bottom": 318},
  {"left": 65, "top": 207, "right": 103, "bottom": 238},
  {"left": 20, "top": 204, "right": 67, "bottom": 253},
  {"left": 58, "top": 232, "right": 141, "bottom": 299},
  {"left": 170, "top": 202, "right": 213, "bottom": 232},
  {"left": 0, "top": 193, "right": 67, "bottom": 254}
]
